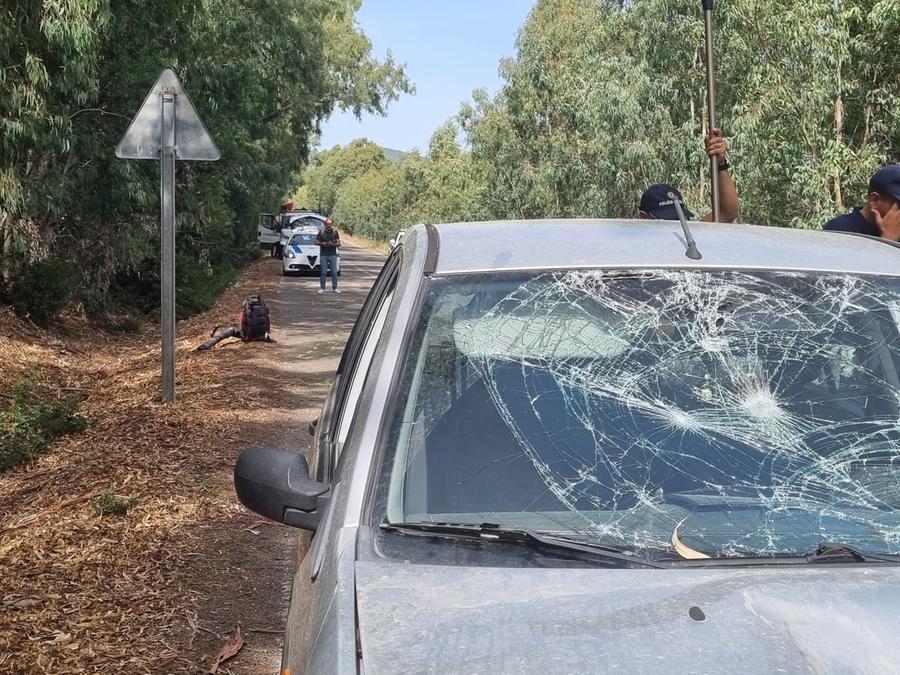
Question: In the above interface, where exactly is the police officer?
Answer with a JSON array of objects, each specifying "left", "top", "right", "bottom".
[
  {"left": 823, "top": 164, "right": 900, "bottom": 241},
  {"left": 638, "top": 129, "right": 739, "bottom": 223}
]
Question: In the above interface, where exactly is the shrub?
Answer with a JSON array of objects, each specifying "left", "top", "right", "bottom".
[
  {"left": 10, "top": 258, "right": 81, "bottom": 326},
  {"left": 0, "top": 376, "right": 87, "bottom": 471},
  {"left": 90, "top": 489, "right": 139, "bottom": 517}
]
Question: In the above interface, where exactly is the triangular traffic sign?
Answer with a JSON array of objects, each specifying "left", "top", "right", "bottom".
[{"left": 115, "top": 68, "right": 220, "bottom": 161}]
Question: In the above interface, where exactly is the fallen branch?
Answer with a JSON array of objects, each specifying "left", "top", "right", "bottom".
[{"left": 196, "top": 327, "right": 241, "bottom": 352}]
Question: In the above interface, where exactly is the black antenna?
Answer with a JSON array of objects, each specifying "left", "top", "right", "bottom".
[{"left": 668, "top": 191, "right": 703, "bottom": 260}]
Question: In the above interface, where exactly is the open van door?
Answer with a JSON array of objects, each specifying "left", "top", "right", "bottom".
[{"left": 258, "top": 214, "right": 280, "bottom": 250}]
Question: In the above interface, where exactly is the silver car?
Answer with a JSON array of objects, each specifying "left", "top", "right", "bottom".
[{"left": 236, "top": 220, "right": 900, "bottom": 674}]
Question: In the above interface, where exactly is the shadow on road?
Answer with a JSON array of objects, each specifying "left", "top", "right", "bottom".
[{"left": 189, "top": 244, "right": 385, "bottom": 673}]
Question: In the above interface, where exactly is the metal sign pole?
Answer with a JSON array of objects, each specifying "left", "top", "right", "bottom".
[
  {"left": 116, "top": 69, "right": 220, "bottom": 402},
  {"left": 702, "top": 0, "right": 720, "bottom": 223},
  {"left": 160, "top": 88, "right": 177, "bottom": 402}
]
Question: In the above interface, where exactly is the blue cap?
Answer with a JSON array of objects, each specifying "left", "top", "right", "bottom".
[
  {"left": 639, "top": 184, "right": 695, "bottom": 220},
  {"left": 869, "top": 164, "right": 900, "bottom": 202}
]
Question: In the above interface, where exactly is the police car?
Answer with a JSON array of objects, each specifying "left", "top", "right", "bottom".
[
  {"left": 258, "top": 211, "right": 327, "bottom": 258},
  {"left": 281, "top": 228, "right": 341, "bottom": 276}
]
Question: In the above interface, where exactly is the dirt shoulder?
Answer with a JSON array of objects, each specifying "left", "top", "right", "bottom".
[{"left": 0, "top": 244, "right": 384, "bottom": 673}]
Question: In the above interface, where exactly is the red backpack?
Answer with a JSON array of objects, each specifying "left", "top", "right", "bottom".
[{"left": 238, "top": 295, "right": 270, "bottom": 341}]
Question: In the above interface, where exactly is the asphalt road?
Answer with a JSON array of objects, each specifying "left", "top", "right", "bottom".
[{"left": 222, "top": 242, "right": 386, "bottom": 673}]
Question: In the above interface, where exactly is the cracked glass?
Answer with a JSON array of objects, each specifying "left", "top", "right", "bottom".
[{"left": 384, "top": 269, "right": 900, "bottom": 557}]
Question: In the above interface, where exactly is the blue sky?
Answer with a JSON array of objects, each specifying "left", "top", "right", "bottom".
[{"left": 317, "top": 0, "right": 535, "bottom": 153}]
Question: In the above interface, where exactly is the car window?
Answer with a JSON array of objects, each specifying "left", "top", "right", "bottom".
[
  {"left": 287, "top": 216, "right": 322, "bottom": 228},
  {"left": 317, "top": 250, "right": 401, "bottom": 481},
  {"left": 381, "top": 269, "right": 900, "bottom": 558},
  {"left": 335, "top": 290, "right": 394, "bottom": 460},
  {"left": 288, "top": 232, "right": 318, "bottom": 246}
]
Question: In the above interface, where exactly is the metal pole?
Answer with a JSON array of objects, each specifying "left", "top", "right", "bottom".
[
  {"left": 702, "top": 0, "right": 720, "bottom": 222},
  {"left": 160, "top": 88, "right": 176, "bottom": 402}
]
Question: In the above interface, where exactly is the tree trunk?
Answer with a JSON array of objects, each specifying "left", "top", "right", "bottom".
[
  {"left": 861, "top": 102, "right": 873, "bottom": 150},
  {"left": 1, "top": 209, "right": 13, "bottom": 290}
]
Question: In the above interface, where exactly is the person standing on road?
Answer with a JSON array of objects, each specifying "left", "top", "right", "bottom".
[
  {"left": 316, "top": 218, "right": 342, "bottom": 294},
  {"left": 823, "top": 164, "right": 900, "bottom": 241},
  {"left": 638, "top": 129, "right": 739, "bottom": 222}
]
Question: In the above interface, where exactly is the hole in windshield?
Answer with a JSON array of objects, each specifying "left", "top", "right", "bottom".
[{"left": 379, "top": 269, "right": 900, "bottom": 557}]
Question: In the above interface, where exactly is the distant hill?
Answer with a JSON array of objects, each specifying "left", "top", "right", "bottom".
[{"left": 381, "top": 147, "right": 408, "bottom": 163}]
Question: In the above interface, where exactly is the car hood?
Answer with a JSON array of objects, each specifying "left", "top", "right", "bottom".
[
  {"left": 289, "top": 244, "right": 319, "bottom": 255},
  {"left": 355, "top": 560, "right": 900, "bottom": 673}
]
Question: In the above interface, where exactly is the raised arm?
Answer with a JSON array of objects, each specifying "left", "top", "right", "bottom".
[{"left": 702, "top": 128, "right": 739, "bottom": 223}]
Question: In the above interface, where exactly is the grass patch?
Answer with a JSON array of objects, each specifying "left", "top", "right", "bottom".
[
  {"left": 90, "top": 489, "right": 139, "bottom": 517},
  {"left": 192, "top": 481, "right": 225, "bottom": 500},
  {"left": 0, "top": 375, "right": 87, "bottom": 472}
]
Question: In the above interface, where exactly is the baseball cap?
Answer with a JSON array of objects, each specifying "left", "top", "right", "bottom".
[
  {"left": 639, "top": 184, "right": 695, "bottom": 220},
  {"left": 869, "top": 164, "right": 900, "bottom": 202}
]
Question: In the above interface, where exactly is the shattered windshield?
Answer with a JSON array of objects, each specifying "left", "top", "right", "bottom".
[{"left": 382, "top": 269, "right": 900, "bottom": 557}]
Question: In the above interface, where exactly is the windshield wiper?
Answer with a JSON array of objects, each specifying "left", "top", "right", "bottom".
[
  {"left": 807, "top": 542, "right": 900, "bottom": 564},
  {"left": 380, "top": 521, "right": 666, "bottom": 568},
  {"left": 672, "top": 541, "right": 900, "bottom": 567}
]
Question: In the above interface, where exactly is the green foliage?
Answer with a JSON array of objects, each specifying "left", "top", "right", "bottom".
[
  {"left": 1, "top": 0, "right": 411, "bottom": 322},
  {"left": 0, "top": 375, "right": 87, "bottom": 472},
  {"left": 174, "top": 249, "right": 240, "bottom": 319},
  {"left": 301, "top": 138, "right": 390, "bottom": 215},
  {"left": 461, "top": 0, "right": 899, "bottom": 227},
  {"left": 8, "top": 258, "right": 80, "bottom": 326},
  {"left": 90, "top": 489, "right": 139, "bottom": 517},
  {"left": 321, "top": 123, "right": 486, "bottom": 238},
  {"left": 322, "top": 0, "right": 898, "bottom": 236}
]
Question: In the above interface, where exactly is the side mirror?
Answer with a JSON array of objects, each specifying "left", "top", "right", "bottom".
[
  {"left": 308, "top": 418, "right": 319, "bottom": 437},
  {"left": 234, "top": 447, "right": 329, "bottom": 531},
  {"left": 389, "top": 238, "right": 396, "bottom": 248}
]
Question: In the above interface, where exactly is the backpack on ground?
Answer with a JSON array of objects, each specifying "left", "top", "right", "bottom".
[{"left": 238, "top": 295, "right": 270, "bottom": 341}]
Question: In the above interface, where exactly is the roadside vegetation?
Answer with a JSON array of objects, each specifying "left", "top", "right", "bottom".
[
  {"left": 1, "top": 0, "right": 411, "bottom": 325},
  {"left": 297, "top": 0, "right": 899, "bottom": 239},
  {"left": 0, "top": 374, "right": 86, "bottom": 472},
  {"left": 0, "top": 257, "right": 294, "bottom": 672}
]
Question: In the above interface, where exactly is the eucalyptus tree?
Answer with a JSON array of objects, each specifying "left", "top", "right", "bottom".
[
  {"left": 1, "top": 0, "right": 411, "bottom": 320},
  {"left": 303, "top": 138, "right": 390, "bottom": 216},
  {"left": 460, "top": 0, "right": 899, "bottom": 228}
]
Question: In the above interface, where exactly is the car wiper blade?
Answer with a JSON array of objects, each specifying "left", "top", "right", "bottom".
[
  {"left": 380, "top": 521, "right": 665, "bottom": 568},
  {"left": 807, "top": 542, "right": 900, "bottom": 564}
]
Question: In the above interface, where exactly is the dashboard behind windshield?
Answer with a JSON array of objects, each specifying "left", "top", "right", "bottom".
[{"left": 377, "top": 269, "right": 900, "bottom": 557}]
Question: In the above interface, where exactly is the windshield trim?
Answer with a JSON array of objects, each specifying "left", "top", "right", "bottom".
[
  {"left": 371, "top": 269, "right": 900, "bottom": 560},
  {"left": 377, "top": 522, "right": 900, "bottom": 569},
  {"left": 432, "top": 264, "right": 900, "bottom": 280}
]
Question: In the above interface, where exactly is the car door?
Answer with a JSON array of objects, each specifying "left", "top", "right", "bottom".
[
  {"left": 283, "top": 250, "right": 401, "bottom": 672},
  {"left": 310, "top": 248, "right": 401, "bottom": 483},
  {"left": 257, "top": 213, "right": 280, "bottom": 249}
]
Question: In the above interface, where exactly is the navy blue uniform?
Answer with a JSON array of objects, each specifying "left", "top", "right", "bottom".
[{"left": 823, "top": 208, "right": 879, "bottom": 237}]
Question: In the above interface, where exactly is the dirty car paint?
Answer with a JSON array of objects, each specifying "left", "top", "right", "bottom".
[{"left": 355, "top": 561, "right": 900, "bottom": 674}]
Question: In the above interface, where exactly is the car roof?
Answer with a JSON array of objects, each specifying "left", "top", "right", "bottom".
[
  {"left": 284, "top": 212, "right": 324, "bottom": 220},
  {"left": 427, "top": 219, "right": 900, "bottom": 277}
]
